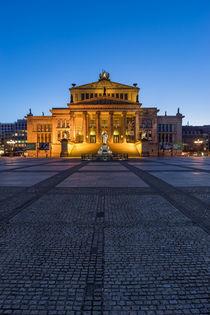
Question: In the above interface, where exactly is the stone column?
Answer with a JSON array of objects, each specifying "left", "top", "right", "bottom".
[
  {"left": 83, "top": 112, "right": 87, "bottom": 142},
  {"left": 96, "top": 111, "right": 101, "bottom": 143},
  {"left": 108, "top": 112, "right": 113, "bottom": 143},
  {"left": 135, "top": 112, "right": 140, "bottom": 142},
  {"left": 123, "top": 112, "right": 127, "bottom": 143},
  {"left": 70, "top": 112, "right": 75, "bottom": 141}
]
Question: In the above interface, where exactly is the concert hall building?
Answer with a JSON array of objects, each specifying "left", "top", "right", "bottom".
[{"left": 26, "top": 71, "right": 184, "bottom": 157}]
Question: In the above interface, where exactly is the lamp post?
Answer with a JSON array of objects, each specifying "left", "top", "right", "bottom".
[
  {"left": 194, "top": 139, "right": 203, "bottom": 156},
  {"left": 6, "top": 140, "right": 16, "bottom": 156}
]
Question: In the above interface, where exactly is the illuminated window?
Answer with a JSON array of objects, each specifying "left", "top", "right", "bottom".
[
  {"left": 102, "top": 120, "right": 108, "bottom": 128},
  {"left": 90, "top": 120, "right": 96, "bottom": 127}
]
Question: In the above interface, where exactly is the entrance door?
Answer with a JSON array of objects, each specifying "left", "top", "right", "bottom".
[
  {"left": 60, "top": 139, "right": 68, "bottom": 157},
  {"left": 90, "top": 135, "right": 96, "bottom": 143},
  {"left": 113, "top": 135, "right": 119, "bottom": 143}
]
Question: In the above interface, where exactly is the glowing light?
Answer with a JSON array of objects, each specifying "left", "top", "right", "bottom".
[
  {"left": 194, "top": 139, "right": 203, "bottom": 144},
  {"left": 7, "top": 140, "right": 16, "bottom": 145}
]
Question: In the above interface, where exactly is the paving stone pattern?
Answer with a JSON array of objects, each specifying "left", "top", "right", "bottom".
[{"left": 0, "top": 157, "right": 209, "bottom": 314}]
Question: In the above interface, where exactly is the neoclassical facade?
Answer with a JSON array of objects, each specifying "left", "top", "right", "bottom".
[{"left": 26, "top": 72, "right": 184, "bottom": 157}]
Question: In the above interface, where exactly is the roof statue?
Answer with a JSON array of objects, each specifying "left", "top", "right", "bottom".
[{"left": 99, "top": 70, "right": 110, "bottom": 81}]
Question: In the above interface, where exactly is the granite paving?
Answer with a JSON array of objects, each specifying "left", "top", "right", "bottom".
[{"left": 0, "top": 156, "right": 209, "bottom": 314}]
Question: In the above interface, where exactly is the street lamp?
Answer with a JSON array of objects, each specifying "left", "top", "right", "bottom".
[{"left": 6, "top": 140, "right": 16, "bottom": 156}]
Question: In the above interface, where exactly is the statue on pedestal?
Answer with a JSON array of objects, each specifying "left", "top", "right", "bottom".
[{"left": 102, "top": 131, "right": 108, "bottom": 145}]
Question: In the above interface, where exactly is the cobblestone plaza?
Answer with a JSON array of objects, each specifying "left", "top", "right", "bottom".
[{"left": 0, "top": 157, "right": 209, "bottom": 314}]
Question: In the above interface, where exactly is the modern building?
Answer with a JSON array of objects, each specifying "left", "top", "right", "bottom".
[
  {"left": 0, "top": 119, "right": 27, "bottom": 154},
  {"left": 182, "top": 125, "right": 210, "bottom": 155},
  {"left": 26, "top": 71, "right": 184, "bottom": 157}
]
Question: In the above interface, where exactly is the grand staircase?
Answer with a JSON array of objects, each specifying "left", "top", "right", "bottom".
[
  {"left": 108, "top": 143, "right": 140, "bottom": 157},
  {"left": 69, "top": 142, "right": 141, "bottom": 157},
  {"left": 69, "top": 143, "right": 101, "bottom": 157}
]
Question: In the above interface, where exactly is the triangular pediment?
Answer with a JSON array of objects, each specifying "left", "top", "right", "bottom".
[{"left": 71, "top": 80, "right": 139, "bottom": 90}]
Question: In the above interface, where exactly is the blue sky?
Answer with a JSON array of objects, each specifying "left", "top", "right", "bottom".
[{"left": 0, "top": 0, "right": 209, "bottom": 125}]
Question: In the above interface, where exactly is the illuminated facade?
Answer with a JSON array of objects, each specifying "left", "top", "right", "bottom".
[{"left": 26, "top": 72, "right": 184, "bottom": 157}]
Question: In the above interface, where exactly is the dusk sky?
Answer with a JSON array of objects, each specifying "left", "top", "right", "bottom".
[{"left": 0, "top": 0, "right": 209, "bottom": 125}]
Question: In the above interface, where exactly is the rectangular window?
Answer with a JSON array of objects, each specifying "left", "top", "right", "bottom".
[
  {"left": 101, "top": 120, "right": 108, "bottom": 128},
  {"left": 57, "top": 120, "right": 60, "bottom": 128},
  {"left": 95, "top": 93, "right": 97, "bottom": 97},
  {"left": 99, "top": 93, "right": 101, "bottom": 96},
  {"left": 62, "top": 120, "right": 65, "bottom": 128},
  {"left": 112, "top": 93, "right": 115, "bottom": 97},
  {"left": 116, "top": 93, "right": 119, "bottom": 98},
  {"left": 169, "top": 134, "right": 173, "bottom": 143},
  {"left": 81, "top": 93, "right": 85, "bottom": 100},
  {"left": 120, "top": 93, "right": 123, "bottom": 99},
  {"left": 161, "top": 124, "right": 164, "bottom": 132},
  {"left": 165, "top": 124, "right": 168, "bottom": 132},
  {"left": 107, "top": 93, "right": 110, "bottom": 96},
  {"left": 158, "top": 133, "right": 161, "bottom": 142},
  {"left": 90, "top": 120, "right": 96, "bottom": 127},
  {"left": 169, "top": 124, "right": 172, "bottom": 132},
  {"left": 66, "top": 120, "right": 70, "bottom": 128},
  {"left": 86, "top": 93, "right": 89, "bottom": 99},
  {"left": 125, "top": 93, "right": 128, "bottom": 100},
  {"left": 90, "top": 93, "right": 93, "bottom": 98}
]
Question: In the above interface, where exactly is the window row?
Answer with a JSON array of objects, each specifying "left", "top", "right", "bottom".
[
  {"left": 57, "top": 120, "right": 70, "bottom": 128},
  {"left": 140, "top": 120, "right": 152, "bottom": 128},
  {"left": 37, "top": 133, "right": 51, "bottom": 143},
  {"left": 158, "top": 133, "right": 173, "bottom": 143},
  {"left": 80, "top": 93, "right": 128, "bottom": 101},
  {"left": 37, "top": 124, "right": 52, "bottom": 132},
  {"left": 158, "top": 124, "right": 173, "bottom": 132}
]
